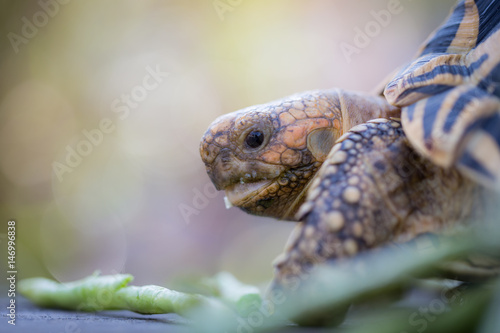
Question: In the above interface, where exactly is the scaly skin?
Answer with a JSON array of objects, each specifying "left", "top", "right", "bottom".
[
  {"left": 200, "top": 89, "right": 399, "bottom": 219},
  {"left": 272, "top": 119, "right": 479, "bottom": 289}
]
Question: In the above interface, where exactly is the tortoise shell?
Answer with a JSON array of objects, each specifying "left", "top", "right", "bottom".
[{"left": 386, "top": 0, "right": 500, "bottom": 187}]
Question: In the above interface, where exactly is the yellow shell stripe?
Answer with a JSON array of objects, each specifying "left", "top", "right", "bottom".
[
  {"left": 385, "top": 0, "right": 492, "bottom": 106},
  {"left": 385, "top": 0, "right": 500, "bottom": 189}
]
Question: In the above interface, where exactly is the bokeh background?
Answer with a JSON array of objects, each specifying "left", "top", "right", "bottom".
[{"left": 0, "top": 0, "right": 456, "bottom": 290}]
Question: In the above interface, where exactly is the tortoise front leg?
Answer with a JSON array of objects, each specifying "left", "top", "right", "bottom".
[{"left": 270, "top": 119, "right": 479, "bottom": 309}]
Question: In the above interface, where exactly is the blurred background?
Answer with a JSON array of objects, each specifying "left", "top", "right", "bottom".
[{"left": 0, "top": 0, "right": 456, "bottom": 289}]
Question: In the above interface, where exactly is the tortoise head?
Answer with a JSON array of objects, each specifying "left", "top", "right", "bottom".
[{"left": 200, "top": 90, "right": 399, "bottom": 220}]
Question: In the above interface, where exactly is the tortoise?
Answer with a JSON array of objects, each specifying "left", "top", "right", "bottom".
[{"left": 199, "top": 0, "right": 500, "bottom": 324}]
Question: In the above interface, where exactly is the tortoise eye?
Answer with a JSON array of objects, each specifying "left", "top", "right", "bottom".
[{"left": 245, "top": 130, "right": 265, "bottom": 149}]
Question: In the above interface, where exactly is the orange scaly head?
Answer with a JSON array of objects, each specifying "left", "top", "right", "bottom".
[{"left": 200, "top": 89, "right": 399, "bottom": 220}]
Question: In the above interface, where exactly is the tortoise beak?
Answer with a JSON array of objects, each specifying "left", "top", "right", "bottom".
[
  {"left": 204, "top": 147, "right": 283, "bottom": 191},
  {"left": 204, "top": 148, "right": 243, "bottom": 191}
]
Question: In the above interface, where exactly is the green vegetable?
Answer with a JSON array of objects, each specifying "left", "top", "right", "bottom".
[{"left": 18, "top": 272, "right": 208, "bottom": 316}]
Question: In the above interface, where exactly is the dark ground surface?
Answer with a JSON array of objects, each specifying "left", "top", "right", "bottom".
[{"left": 0, "top": 296, "right": 334, "bottom": 333}]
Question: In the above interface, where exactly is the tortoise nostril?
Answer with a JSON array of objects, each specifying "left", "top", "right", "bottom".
[{"left": 200, "top": 141, "right": 223, "bottom": 165}]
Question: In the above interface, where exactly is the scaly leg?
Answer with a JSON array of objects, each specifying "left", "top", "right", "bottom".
[{"left": 272, "top": 118, "right": 479, "bottom": 289}]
